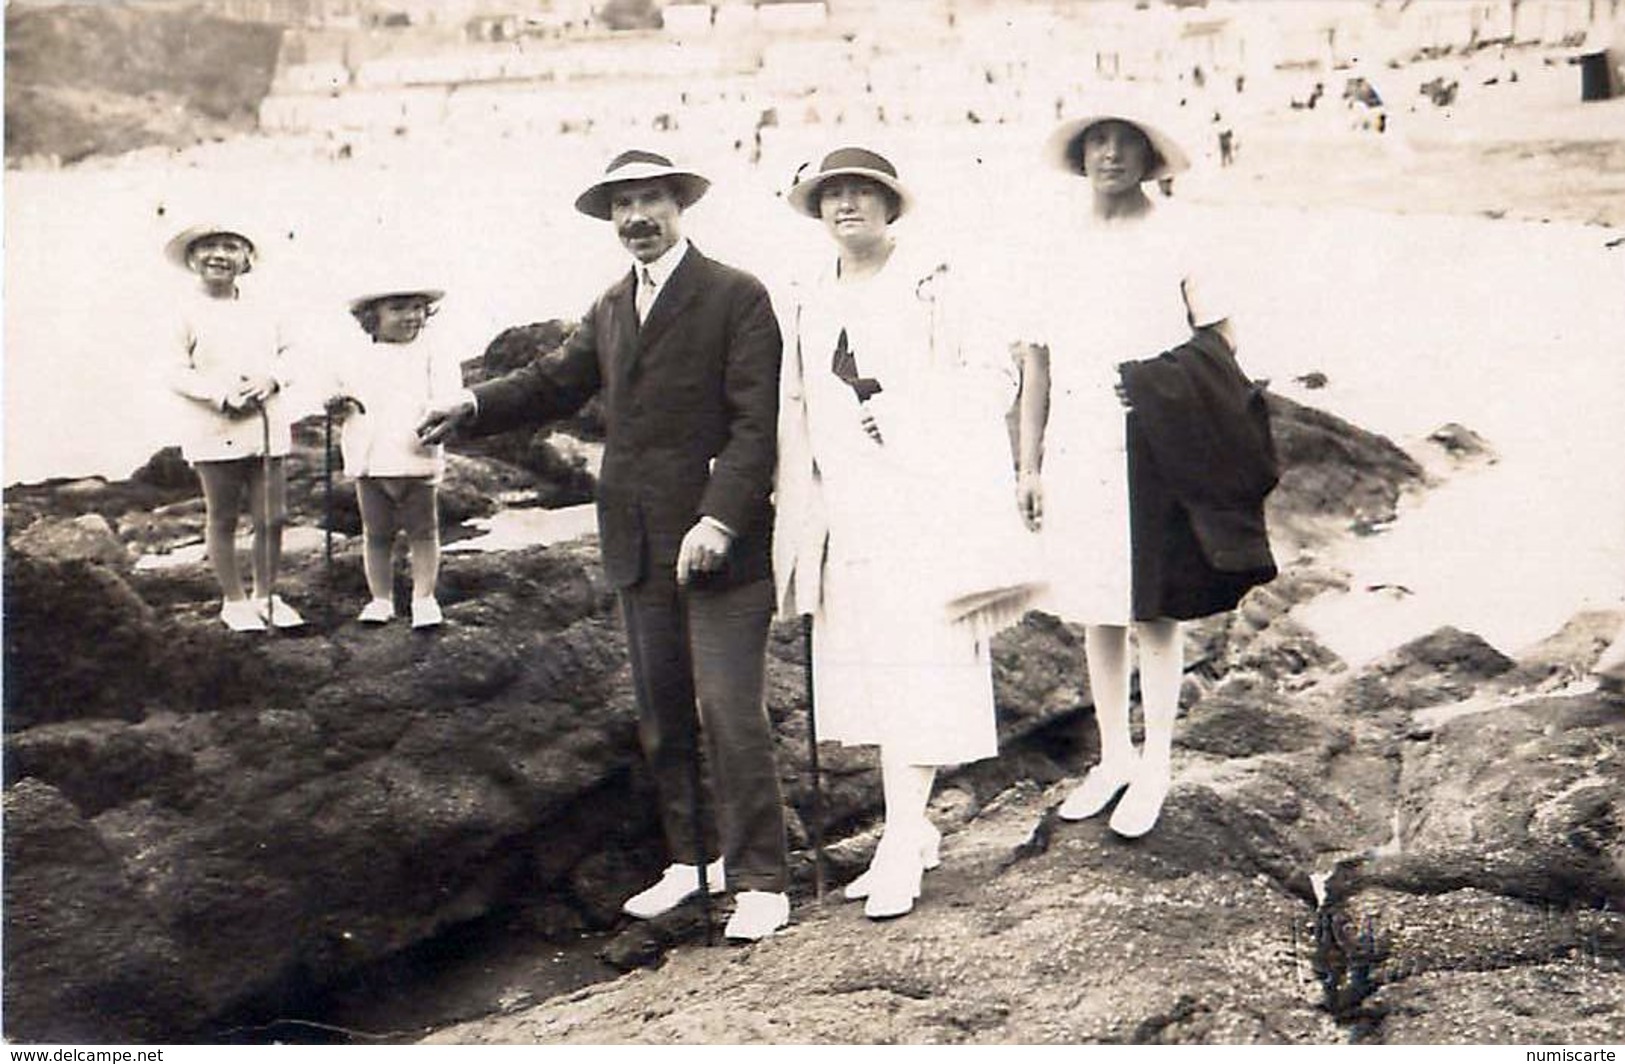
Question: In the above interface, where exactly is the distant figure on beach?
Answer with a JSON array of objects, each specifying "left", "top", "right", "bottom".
[
  {"left": 327, "top": 283, "right": 463, "bottom": 629},
  {"left": 1016, "top": 108, "right": 1278, "bottom": 838},
  {"left": 416, "top": 150, "right": 792, "bottom": 942},
  {"left": 774, "top": 147, "right": 1040, "bottom": 920},
  {"left": 1218, "top": 125, "right": 1236, "bottom": 166},
  {"left": 164, "top": 223, "right": 305, "bottom": 633}
]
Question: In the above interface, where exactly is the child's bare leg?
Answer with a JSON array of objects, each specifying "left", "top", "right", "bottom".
[
  {"left": 355, "top": 479, "right": 398, "bottom": 604},
  {"left": 400, "top": 480, "right": 440, "bottom": 601},
  {"left": 245, "top": 456, "right": 288, "bottom": 599},
  {"left": 197, "top": 460, "right": 248, "bottom": 600}
]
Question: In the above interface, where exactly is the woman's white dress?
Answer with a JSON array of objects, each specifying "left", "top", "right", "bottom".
[
  {"left": 777, "top": 246, "right": 1034, "bottom": 766},
  {"left": 1031, "top": 200, "right": 1228, "bottom": 626}
]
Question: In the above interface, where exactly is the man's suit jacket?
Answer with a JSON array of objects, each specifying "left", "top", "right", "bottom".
[{"left": 470, "top": 245, "right": 782, "bottom": 591}]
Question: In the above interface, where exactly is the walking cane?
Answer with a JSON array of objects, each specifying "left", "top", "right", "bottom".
[
  {"left": 258, "top": 403, "right": 276, "bottom": 638},
  {"left": 675, "top": 591, "right": 715, "bottom": 945},
  {"left": 803, "top": 615, "right": 826, "bottom": 902},
  {"left": 323, "top": 407, "right": 335, "bottom": 624},
  {"left": 685, "top": 721, "right": 715, "bottom": 946}
]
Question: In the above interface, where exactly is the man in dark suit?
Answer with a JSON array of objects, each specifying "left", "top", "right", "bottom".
[{"left": 417, "top": 149, "right": 790, "bottom": 941}]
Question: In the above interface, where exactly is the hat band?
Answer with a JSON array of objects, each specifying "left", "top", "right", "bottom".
[
  {"left": 605, "top": 148, "right": 676, "bottom": 175},
  {"left": 817, "top": 146, "right": 897, "bottom": 179}
]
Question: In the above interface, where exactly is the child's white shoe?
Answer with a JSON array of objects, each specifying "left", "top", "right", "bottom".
[
  {"left": 220, "top": 599, "right": 267, "bottom": 633},
  {"left": 411, "top": 597, "right": 443, "bottom": 629},
  {"left": 358, "top": 599, "right": 395, "bottom": 625},
  {"left": 257, "top": 594, "right": 306, "bottom": 629}
]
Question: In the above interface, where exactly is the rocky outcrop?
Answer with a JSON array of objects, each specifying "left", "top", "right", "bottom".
[
  {"left": 427, "top": 611, "right": 1625, "bottom": 1047},
  {"left": 5, "top": 390, "right": 1509, "bottom": 1044},
  {"left": 4, "top": 6, "right": 283, "bottom": 165}
]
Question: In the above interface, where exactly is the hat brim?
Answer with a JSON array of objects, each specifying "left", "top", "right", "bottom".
[
  {"left": 574, "top": 166, "right": 711, "bottom": 220},
  {"left": 164, "top": 226, "right": 258, "bottom": 271},
  {"left": 786, "top": 167, "right": 914, "bottom": 222},
  {"left": 347, "top": 289, "right": 446, "bottom": 313},
  {"left": 1045, "top": 114, "right": 1191, "bottom": 182}
]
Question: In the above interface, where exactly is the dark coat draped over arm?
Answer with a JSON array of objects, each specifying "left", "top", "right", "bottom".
[{"left": 1118, "top": 327, "right": 1279, "bottom": 621}]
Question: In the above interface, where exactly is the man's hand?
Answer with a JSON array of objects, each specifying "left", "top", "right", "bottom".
[
  {"left": 224, "top": 375, "right": 278, "bottom": 415},
  {"left": 416, "top": 395, "right": 475, "bottom": 445},
  {"left": 1017, "top": 470, "right": 1043, "bottom": 531},
  {"left": 676, "top": 519, "right": 732, "bottom": 585}
]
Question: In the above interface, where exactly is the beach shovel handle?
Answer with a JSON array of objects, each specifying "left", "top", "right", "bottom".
[{"left": 259, "top": 404, "right": 274, "bottom": 639}]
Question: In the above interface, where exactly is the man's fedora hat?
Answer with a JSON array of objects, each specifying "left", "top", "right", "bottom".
[
  {"left": 1044, "top": 109, "right": 1191, "bottom": 183},
  {"left": 164, "top": 224, "right": 258, "bottom": 271},
  {"left": 574, "top": 149, "right": 711, "bottom": 220},
  {"left": 786, "top": 146, "right": 914, "bottom": 222}
]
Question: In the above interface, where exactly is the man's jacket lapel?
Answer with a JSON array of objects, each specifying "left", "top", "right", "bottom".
[
  {"left": 608, "top": 269, "right": 640, "bottom": 386},
  {"left": 633, "top": 249, "right": 702, "bottom": 366}
]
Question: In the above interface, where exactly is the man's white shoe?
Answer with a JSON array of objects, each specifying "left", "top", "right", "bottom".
[
  {"left": 622, "top": 858, "right": 725, "bottom": 919},
  {"left": 724, "top": 890, "right": 789, "bottom": 941}
]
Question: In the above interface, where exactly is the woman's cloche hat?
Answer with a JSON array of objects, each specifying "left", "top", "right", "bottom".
[
  {"left": 786, "top": 146, "right": 914, "bottom": 222},
  {"left": 164, "top": 224, "right": 258, "bottom": 271},
  {"left": 574, "top": 149, "right": 711, "bottom": 220},
  {"left": 1044, "top": 108, "right": 1191, "bottom": 183}
]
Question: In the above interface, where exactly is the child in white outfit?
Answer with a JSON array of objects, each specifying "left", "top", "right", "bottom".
[
  {"left": 165, "top": 223, "right": 305, "bottom": 632},
  {"left": 329, "top": 286, "right": 462, "bottom": 629}
]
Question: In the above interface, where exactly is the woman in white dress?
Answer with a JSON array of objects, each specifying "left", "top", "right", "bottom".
[
  {"left": 1017, "top": 110, "right": 1273, "bottom": 839},
  {"left": 775, "top": 147, "right": 1039, "bottom": 919}
]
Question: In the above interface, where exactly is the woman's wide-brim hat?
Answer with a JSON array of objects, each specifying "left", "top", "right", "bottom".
[
  {"left": 347, "top": 286, "right": 447, "bottom": 314},
  {"left": 574, "top": 149, "right": 711, "bottom": 220},
  {"left": 164, "top": 224, "right": 258, "bottom": 271},
  {"left": 1044, "top": 109, "right": 1191, "bottom": 183},
  {"left": 786, "top": 146, "right": 914, "bottom": 222}
]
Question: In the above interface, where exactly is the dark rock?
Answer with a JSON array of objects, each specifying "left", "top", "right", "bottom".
[
  {"left": 8, "top": 513, "right": 132, "bottom": 569},
  {"left": 3, "top": 779, "right": 207, "bottom": 1042},
  {"left": 130, "top": 446, "right": 197, "bottom": 492},
  {"left": 1179, "top": 689, "right": 1347, "bottom": 758},
  {"left": 2, "top": 556, "right": 161, "bottom": 727},
  {"left": 1344, "top": 626, "right": 1515, "bottom": 717},
  {"left": 1368, "top": 961, "right": 1625, "bottom": 1044},
  {"left": 1375, "top": 690, "right": 1625, "bottom": 907},
  {"left": 1265, "top": 394, "right": 1426, "bottom": 545}
]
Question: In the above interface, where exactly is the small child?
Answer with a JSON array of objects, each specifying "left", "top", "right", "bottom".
[
  {"left": 329, "top": 285, "right": 461, "bottom": 629},
  {"left": 165, "top": 223, "right": 304, "bottom": 632}
]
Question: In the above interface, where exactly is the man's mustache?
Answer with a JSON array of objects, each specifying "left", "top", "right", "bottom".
[{"left": 620, "top": 221, "right": 661, "bottom": 239}]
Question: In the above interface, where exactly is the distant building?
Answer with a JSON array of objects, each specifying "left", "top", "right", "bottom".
[{"left": 664, "top": 3, "right": 714, "bottom": 35}]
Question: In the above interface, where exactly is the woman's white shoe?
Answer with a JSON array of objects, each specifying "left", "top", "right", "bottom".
[
  {"left": 1058, "top": 759, "right": 1137, "bottom": 821},
  {"left": 861, "top": 833, "right": 928, "bottom": 920},
  {"left": 843, "top": 820, "right": 941, "bottom": 901},
  {"left": 1108, "top": 762, "right": 1171, "bottom": 839}
]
